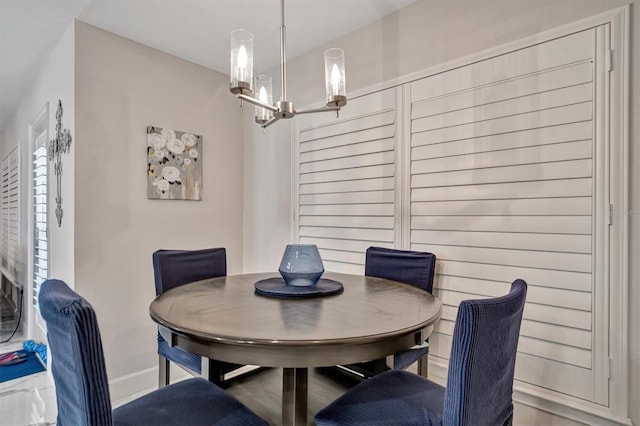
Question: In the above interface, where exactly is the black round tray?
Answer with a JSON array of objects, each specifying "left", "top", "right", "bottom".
[{"left": 254, "top": 277, "right": 343, "bottom": 299}]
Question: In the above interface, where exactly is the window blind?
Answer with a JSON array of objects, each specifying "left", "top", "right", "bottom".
[
  {"left": 1, "top": 146, "right": 20, "bottom": 281},
  {"left": 293, "top": 24, "right": 614, "bottom": 408},
  {"left": 32, "top": 139, "right": 48, "bottom": 309},
  {"left": 409, "top": 28, "right": 606, "bottom": 403},
  {"left": 296, "top": 88, "right": 398, "bottom": 274}
]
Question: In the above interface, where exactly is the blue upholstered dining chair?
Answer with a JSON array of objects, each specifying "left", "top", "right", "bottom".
[
  {"left": 153, "top": 247, "right": 259, "bottom": 388},
  {"left": 340, "top": 246, "right": 436, "bottom": 378},
  {"left": 39, "top": 279, "right": 267, "bottom": 426},
  {"left": 316, "top": 279, "right": 528, "bottom": 426}
]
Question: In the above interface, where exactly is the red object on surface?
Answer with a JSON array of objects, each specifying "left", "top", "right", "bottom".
[{"left": 0, "top": 351, "right": 27, "bottom": 366}]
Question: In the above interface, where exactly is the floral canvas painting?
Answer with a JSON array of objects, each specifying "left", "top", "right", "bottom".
[{"left": 147, "top": 126, "right": 202, "bottom": 200}]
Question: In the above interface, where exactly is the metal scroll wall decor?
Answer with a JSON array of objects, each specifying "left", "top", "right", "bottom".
[{"left": 48, "top": 100, "right": 72, "bottom": 227}]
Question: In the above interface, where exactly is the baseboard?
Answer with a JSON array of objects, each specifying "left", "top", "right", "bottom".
[
  {"left": 108, "top": 367, "right": 156, "bottom": 404},
  {"left": 108, "top": 362, "right": 262, "bottom": 406},
  {"left": 514, "top": 383, "right": 632, "bottom": 426},
  {"left": 108, "top": 364, "right": 190, "bottom": 405},
  {"left": 428, "top": 360, "right": 632, "bottom": 426},
  {"left": 223, "top": 364, "right": 262, "bottom": 381}
]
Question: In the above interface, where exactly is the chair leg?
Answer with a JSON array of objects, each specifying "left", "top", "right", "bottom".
[
  {"left": 417, "top": 354, "right": 428, "bottom": 378},
  {"left": 364, "top": 358, "right": 390, "bottom": 378},
  {"left": 159, "top": 355, "right": 170, "bottom": 388},
  {"left": 207, "top": 359, "right": 226, "bottom": 388},
  {"left": 504, "top": 412, "right": 514, "bottom": 426}
]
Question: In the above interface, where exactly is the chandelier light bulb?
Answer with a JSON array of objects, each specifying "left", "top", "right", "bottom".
[
  {"left": 254, "top": 74, "right": 274, "bottom": 124},
  {"left": 230, "top": 29, "right": 254, "bottom": 95},
  {"left": 324, "top": 48, "right": 346, "bottom": 107},
  {"left": 259, "top": 86, "right": 268, "bottom": 102},
  {"left": 330, "top": 64, "right": 341, "bottom": 96},
  {"left": 237, "top": 45, "right": 248, "bottom": 80}
]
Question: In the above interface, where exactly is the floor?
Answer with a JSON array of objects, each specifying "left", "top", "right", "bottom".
[
  {"left": 0, "top": 335, "right": 56, "bottom": 426},
  {"left": 0, "top": 348, "right": 588, "bottom": 426},
  {"left": 1, "top": 295, "right": 56, "bottom": 426}
]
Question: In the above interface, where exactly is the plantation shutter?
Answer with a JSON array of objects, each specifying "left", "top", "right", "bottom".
[
  {"left": 295, "top": 88, "right": 398, "bottom": 274},
  {"left": 1, "top": 146, "right": 20, "bottom": 280},
  {"left": 32, "top": 135, "right": 48, "bottom": 309},
  {"left": 1, "top": 156, "right": 7, "bottom": 269},
  {"left": 409, "top": 28, "right": 608, "bottom": 403}
]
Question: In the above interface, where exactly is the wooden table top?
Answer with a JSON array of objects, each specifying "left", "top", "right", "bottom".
[{"left": 149, "top": 272, "right": 441, "bottom": 367}]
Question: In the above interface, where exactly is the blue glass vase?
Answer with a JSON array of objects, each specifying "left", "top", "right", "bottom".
[{"left": 279, "top": 244, "right": 324, "bottom": 287}]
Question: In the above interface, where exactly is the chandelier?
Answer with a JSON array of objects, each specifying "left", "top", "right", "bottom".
[{"left": 229, "top": 0, "right": 347, "bottom": 129}]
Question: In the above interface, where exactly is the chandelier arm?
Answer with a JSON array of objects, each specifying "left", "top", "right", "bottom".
[
  {"left": 295, "top": 105, "right": 341, "bottom": 115},
  {"left": 237, "top": 94, "right": 279, "bottom": 112},
  {"left": 280, "top": 0, "right": 287, "bottom": 102},
  {"left": 230, "top": 0, "right": 347, "bottom": 129},
  {"left": 261, "top": 116, "right": 281, "bottom": 129}
]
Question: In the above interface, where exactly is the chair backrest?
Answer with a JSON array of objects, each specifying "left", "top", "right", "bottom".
[
  {"left": 443, "top": 279, "right": 527, "bottom": 426},
  {"left": 39, "top": 279, "right": 113, "bottom": 426},
  {"left": 152, "top": 247, "right": 227, "bottom": 295},
  {"left": 365, "top": 246, "right": 436, "bottom": 293}
]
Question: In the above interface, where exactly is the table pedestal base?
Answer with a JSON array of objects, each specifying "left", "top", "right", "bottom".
[{"left": 283, "top": 367, "right": 308, "bottom": 426}]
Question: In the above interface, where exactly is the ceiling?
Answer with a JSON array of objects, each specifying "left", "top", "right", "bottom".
[{"left": 0, "top": 0, "right": 417, "bottom": 132}]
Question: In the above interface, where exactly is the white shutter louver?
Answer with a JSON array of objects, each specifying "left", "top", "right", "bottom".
[
  {"left": 32, "top": 138, "right": 48, "bottom": 310},
  {"left": 1, "top": 146, "right": 20, "bottom": 281},
  {"left": 409, "top": 28, "right": 606, "bottom": 402},
  {"left": 296, "top": 88, "right": 398, "bottom": 274}
]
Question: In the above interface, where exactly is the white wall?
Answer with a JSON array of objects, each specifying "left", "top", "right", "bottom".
[
  {"left": 74, "top": 22, "right": 244, "bottom": 381},
  {"left": 0, "top": 20, "right": 76, "bottom": 340},
  {"left": 242, "top": 0, "right": 639, "bottom": 424},
  {"left": 242, "top": 108, "right": 292, "bottom": 272}
]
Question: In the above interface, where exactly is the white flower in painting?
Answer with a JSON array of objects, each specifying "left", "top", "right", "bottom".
[
  {"left": 166, "top": 138, "right": 185, "bottom": 155},
  {"left": 153, "top": 177, "right": 170, "bottom": 192},
  {"left": 147, "top": 133, "right": 165, "bottom": 149},
  {"left": 189, "top": 148, "right": 199, "bottom": 158},
  {"left": 183, "top": 158, "right": 192, "bottom": 167},
  {"left": 162, "top": 166, "right": 181, "bottom": 183},
  {"left": 160, "top": 128, "right": 176, "bottom": 143},
  {"left": 153, "top": 149, "right": 166, "bottom": 162},
  {"left": 181, "top": 133, "right": 198, "bottom": 147}
]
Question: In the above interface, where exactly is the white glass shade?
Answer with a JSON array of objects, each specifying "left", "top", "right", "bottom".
[
  {"left": 230, "top": 29, "right": 254, "bottom": 94},
  {"left": 324, "top": 48, "right": 346, "bottom": 106},
  {"left": 254, "top": 74, "right": 273, "bottom": 123}
]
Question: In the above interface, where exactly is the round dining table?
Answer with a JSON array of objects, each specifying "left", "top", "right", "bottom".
[{"left": 149, "top": 272, "right": 442, "bottom": 426}]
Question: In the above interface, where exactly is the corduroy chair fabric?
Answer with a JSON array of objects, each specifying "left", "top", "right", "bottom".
[
  {"left": 340, "top": 246, "right": 436, "bottom": 378},
  {"left": 40, "top": 279, "right": 112, "bottom": 426},
  {"left": 366, "top": 246, "right": 436, "bottom": 371},
  {"left": 315, "top": 279, "right": 527, "bottom": 426},
  {"left": 153, "top": 247, "right": 256, "bottom": 387},
  {"left": 365, "top": 246, "right": 436, "bottom": 293},
  {"left": 152, "top": 248, "right": 227, "bottom": 296},
  {"left": 40, "top": 279, "right": 267, "bottom": 426}
]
